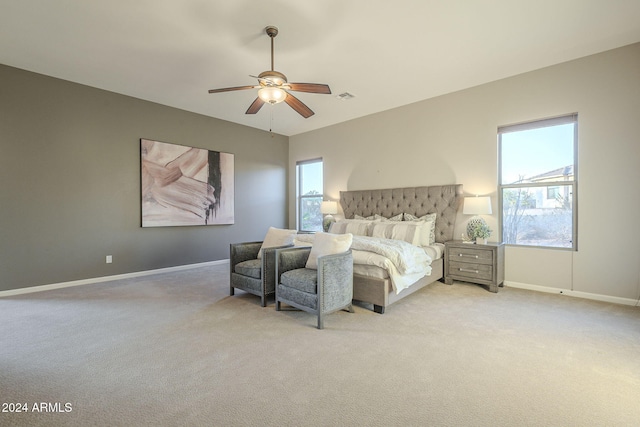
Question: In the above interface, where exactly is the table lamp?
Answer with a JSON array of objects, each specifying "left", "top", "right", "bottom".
[
  {"left": 320, "top": 201, "right": 338, "bottom": 232},
  {"left": 463, "top": 196, "right": 492, "bottom": 239}
]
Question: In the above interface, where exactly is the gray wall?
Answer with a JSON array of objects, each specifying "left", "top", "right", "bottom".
[
  {"left": 289, "top": 43, "right": 640, "bottom": 303},
  {"left": 0, "top": 64, "right": 289, "bottom": 292}
]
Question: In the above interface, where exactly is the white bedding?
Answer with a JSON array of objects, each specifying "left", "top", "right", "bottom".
[
  {"left": 351, "top": 243, "right": 443, "bottom": 279},
  {"left": 294, "top": 234, "right": 434, "bottom": 294},
  {"left": 423, "top": 243, "right": 444, "bottom": 261}
]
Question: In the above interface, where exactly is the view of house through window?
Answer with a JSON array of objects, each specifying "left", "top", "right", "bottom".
[
  {"left": 499, "top": 114, "right": 577, "bottom": 249},
  {"left": 296, "top": 158, "right": 323, "bottom": 232}
]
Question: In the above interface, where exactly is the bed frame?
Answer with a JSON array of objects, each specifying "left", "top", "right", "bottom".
[{"left": 340, "top": 184, "right": 463, "bottom": 313}]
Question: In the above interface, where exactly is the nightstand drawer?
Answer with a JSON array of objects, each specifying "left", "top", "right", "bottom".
[
  {"left": 448, "top": 261, "right": 493, "bottom": 281},
  {"left": 447, "top": 247, "right": 493, "bottom": 265}
]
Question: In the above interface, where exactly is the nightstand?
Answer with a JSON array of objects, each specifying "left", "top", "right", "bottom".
[{"left": 444, "top": 240, "right": 505, "bottom": 293}]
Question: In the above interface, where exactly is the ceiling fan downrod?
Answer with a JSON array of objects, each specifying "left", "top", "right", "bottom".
[{"left": 265, "top": 26, "right": 278, "bottom": 71}]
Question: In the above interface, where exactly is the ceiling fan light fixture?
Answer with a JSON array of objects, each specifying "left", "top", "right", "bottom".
[{"left": 258, "top": 86, "right": 286, "bottom": 104}]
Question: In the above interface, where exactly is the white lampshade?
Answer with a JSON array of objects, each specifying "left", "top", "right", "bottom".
[
  {"left": 463, "top": 196, "right": 492, "bottom": 215},
  {"left": 320, "top": 201, "right": 338, "bottom": 215},
  {"left": 258, "top": 87, "right": 286, "bottom": 104}
]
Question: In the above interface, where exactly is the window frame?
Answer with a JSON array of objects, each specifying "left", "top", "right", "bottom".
[
  {"left": 498, "top": 114, "right": 578, "bottom": 251},
  {"left": 296, "top": 158, "right": 324, "bottom": 232}
]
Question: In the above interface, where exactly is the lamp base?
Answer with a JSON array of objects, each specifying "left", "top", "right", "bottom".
[
  {"left": 466, "top": 216, "right": 487, "bottom": 240},
  {"left": 322, "top": 214, "right": 335, "bottom": 232}
]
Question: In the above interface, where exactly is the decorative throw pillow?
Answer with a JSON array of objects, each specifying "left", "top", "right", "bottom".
[
  {"left": 404, "top": 213, "right": 437, "bottom": 245},
  {"left": 257, "top": 227, "right": 297, "bottom": 259},
  {"left": 385, "top": 213, "right": 404, "bottom": 222},
  {"left": 329, "top": 219, "right": 378, "bottom": 236},
  {"left": 305, "top": 232, "right": 353, "bottom": 270},
  {"left": 371, "top": 222, "right": 423, "bottom": 246},
  {"left": 354, "top": 214, "right": 377, "bottom": 220},
  {"left": 354, "top": 213, "right": 403, "bottom": 221}
]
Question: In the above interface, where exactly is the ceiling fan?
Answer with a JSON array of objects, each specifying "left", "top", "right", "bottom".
[{"left": 208, "top": 26, "right": 331, "bottom": 119}]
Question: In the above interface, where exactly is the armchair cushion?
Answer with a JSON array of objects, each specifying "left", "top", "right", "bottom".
[
  {"left": 258, "top": 227, "right": 297, "bottom": 259},
  {"left": 281, "top": 268, "right": 317, "bottom": 294},
  {"left": 234, "top": 259, "right": 262, "bottom": 279},
  {"left": 305, "top": 232, "right": 353, "bottom": 269}
]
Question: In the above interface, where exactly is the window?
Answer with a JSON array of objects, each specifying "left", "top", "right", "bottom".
[
  {"left": 296, "top": 158, "right": 323, "bottom": 232},
  {"left": 499, "top": 114, "right": 578, "bottom": 249}
]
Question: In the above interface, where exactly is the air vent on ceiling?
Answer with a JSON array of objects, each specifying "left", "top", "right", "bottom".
[{"left": 336, "top": 92, "right": 356, "bottom": 100}]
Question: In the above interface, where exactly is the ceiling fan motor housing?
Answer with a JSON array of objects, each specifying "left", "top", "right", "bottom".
[{"left": 258, "top": 70, "right": 287, "bottom": 86}]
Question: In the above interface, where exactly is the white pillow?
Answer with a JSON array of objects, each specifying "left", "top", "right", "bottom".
[
  {"left": 305, "top": 232, "right": 353, "bottom": 270},
  {"left": 329, "top": 219, "right": 377, "bottom": 236},
  {"left": 371, "top": 222, "right": 423, "bottom": 246},
  {"left": 257, "top": 227, "right": 297, "bottom": 259},
  {"left": 404, "top": 213, "right": 437, "bottom": 245},
  {"left": 415, "top": 220, "right": 434, "bottom": 246}
]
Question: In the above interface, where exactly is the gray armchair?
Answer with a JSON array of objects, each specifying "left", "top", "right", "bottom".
[
  {"left": 275, "top": 247, "right": 354, "bottom": 329},
  {"left": 230, "top": 241, "right": 293, "bottom": 307}
]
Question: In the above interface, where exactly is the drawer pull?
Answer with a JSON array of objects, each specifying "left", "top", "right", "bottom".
[
  {"left": 459, "top": 268, "right": 479, "bottom": 274},
  {"left": 458, "top": 253, "right": 479, "bottom": 259}
]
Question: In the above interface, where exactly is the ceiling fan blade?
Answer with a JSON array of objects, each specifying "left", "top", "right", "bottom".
[
  {"left": 284, "top": 92, "right": 314, "bottom": 118},
  {"left": 246, "top": 97, "right": 266, "bottom": 114},
  {"left": 287, "top": 83, "right": 331, "bottom": 94},
  {"left": 208, "top": 85, "right": 256, "bottom": 94}
]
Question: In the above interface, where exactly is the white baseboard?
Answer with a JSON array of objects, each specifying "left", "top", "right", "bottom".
[
  {"left": 4, "top": 267, "right": 637, "bottom": 308},
  {"left": 505, "top": 281, "right": 640, "bottom": 307},
  {"left": 0, "top": 259, "right": 230, "bottom": 298}
]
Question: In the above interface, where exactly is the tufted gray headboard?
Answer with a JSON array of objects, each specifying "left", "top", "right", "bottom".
[{"left": 339, "top": 184, "right": 463, "bottom": 243}]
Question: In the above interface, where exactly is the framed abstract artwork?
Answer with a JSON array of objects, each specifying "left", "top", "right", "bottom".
[{"left": 140, "top": 138, "right": 234, "bottom": 227}]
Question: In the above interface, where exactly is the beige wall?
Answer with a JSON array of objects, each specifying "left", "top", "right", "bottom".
[{"left": 289, "top": 43, "right": 640, "bottom": 303}]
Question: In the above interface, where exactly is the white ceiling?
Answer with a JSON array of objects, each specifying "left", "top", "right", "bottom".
[{"left": 2, "top": 1, "right": 639, "bottom": 136}]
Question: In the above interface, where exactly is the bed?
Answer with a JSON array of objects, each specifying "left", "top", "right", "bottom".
[{"left": 338, "top": 184, "right": 463, "bottom": 313}]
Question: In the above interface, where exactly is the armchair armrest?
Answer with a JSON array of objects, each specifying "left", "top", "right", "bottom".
[
  {"left": 261, "top": 245, "right": 294, "bottom": 288},
  {"left": 318, "top": 250, "right": 353, "bottom": 312}
]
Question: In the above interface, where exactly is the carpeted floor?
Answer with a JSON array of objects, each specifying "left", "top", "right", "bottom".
[{"left": 1, "top": 264, "right": 639, "bottom": 426}]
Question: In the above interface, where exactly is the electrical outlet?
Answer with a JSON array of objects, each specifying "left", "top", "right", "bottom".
[{"left": 106, "top": 255, "right": 112, "bottom": 264}]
